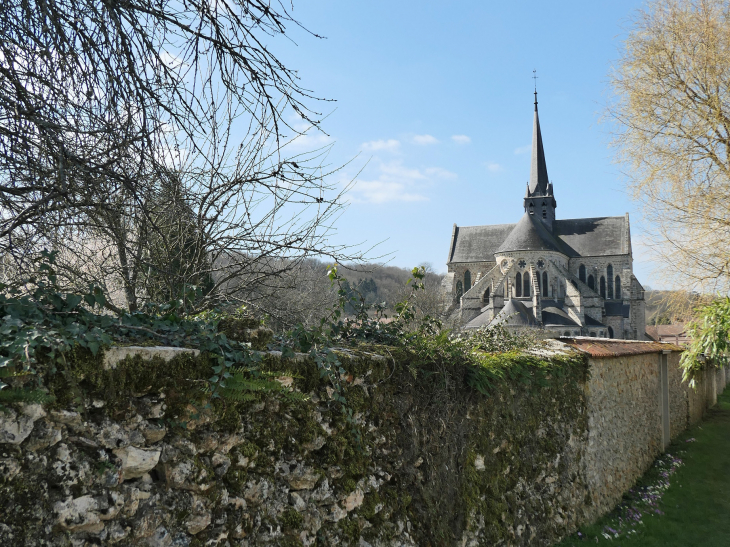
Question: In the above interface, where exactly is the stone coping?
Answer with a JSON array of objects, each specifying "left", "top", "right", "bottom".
[{"left": 562, "top": 337, "right": 683, "bottom": 358}]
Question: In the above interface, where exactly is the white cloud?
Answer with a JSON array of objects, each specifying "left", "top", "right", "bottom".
[
  {"left": 351, "top": 180, "right": 429, "bottom": 204},
  {"left": 514, "top": 145, "right": 531, "bottom": 155},
  {"left": 413, "top": 134, "right": 439, "bottom": 145},
  {"left": 486, "top": 162, "right": 504, "bottom": 172},
  {"left": 424, "top": 167, "right": 458, "bottom": 179},
  {"left": 349, "top": 160, "right": 456, "bottom": 204},
  {"left": 284, "top": 131, "right": 334, "bottom": 150},
  {"left": 451, "top": 135, "right": 471, "bottom": 145},
  {"left": 361, "top": 139, "right": 401, "bottom": 153}
]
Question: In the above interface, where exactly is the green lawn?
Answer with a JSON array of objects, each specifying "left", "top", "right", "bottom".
[{"left": 558, "top": 390, "right": 730, "bottom": 547}]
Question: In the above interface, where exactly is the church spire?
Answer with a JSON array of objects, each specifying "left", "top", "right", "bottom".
[
  {"left": 528, "top": 97, "right": 549, "bottom": 196},
  {"left": 524, "top": 78, "right": 557, "bottom": 230}
]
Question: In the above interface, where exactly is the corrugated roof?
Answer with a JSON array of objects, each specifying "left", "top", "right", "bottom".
[{"left": 562, "top": 337, "right": 682, "bottom": 357}]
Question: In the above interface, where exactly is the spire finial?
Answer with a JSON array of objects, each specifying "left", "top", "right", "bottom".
[{"left": 532, "top": 69, "right": 538, "bottom": 111}]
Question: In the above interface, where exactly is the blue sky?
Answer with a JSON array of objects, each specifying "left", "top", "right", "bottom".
[{"left": 269, "top": 0, "right": 664, "bottom": 287}]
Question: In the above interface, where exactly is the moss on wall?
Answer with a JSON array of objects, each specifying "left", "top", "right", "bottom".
[{"left": 0, "top": 343, "right": 590, "bottom": 546}]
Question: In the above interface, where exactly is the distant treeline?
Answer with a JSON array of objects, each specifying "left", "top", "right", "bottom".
[{"left": 248, "top": 259, "right": 445, "bottom": 331}]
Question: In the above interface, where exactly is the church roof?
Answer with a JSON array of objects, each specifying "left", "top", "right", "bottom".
[
  {"left": 542, "top": 306, "right": 580, "bottom": 327},
  {"left": 488, "top": 299, "right": 538, "bottom": 327},
  {"left": 529, "top": 105, "right": 550, "bottom": 196},
  {"left": 448, "top": 215, "right": 629, "bottom": 264},
  {"left": 448, "top": 223, "right": 515, "bottom": 263},
  {"left": 553, "top": 217, "right": 628, "bottom": 257},
  {"left": 495, "top": 212, "right": 565, "bottom": 254}
]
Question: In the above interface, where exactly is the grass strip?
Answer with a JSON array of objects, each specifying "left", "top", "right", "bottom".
[{"left": 558, "top": 389, "right": 730, "bottom": 546}]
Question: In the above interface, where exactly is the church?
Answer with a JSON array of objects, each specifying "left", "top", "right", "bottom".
[{"left": 442, "top": 95, "right": 646, "bottom": 340}]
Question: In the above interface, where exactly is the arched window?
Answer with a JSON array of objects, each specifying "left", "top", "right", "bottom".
[
  {"left": 607, "top": 265, "right": 614, "bottom": 299},
  {"left": 542, "top": 272, "right": 548, "bottom": 297},
  {"left": 615, "top": 276, "right": 622, "bottom": 299},
  {"left": 600, "top": 276, "right": 606, "bottom": 298},
  {"left": 564, "top": 331, "right": 571, "bottom": 337},
  {"left": 579, "top": 264, "right": 586, "bottom": 283},
  {"left": 464, "top": 270, "right": 471, "bottom": 290},
  {"left": 523, "top": 272, "right": 531, "bottom": 297},
  {"left": 529, "top": 203, "right": 534, "bottom": 215},
  {"left": 456, "top": 281, "right": 463, "bottom": 299},
  {"left": 587, "top": 275, "right": 595, "bottom": 290},
  {"left": 483, "top": 287, "right": 490, "bottom": 303},
  {"left": 542, "top": 202, "right": 547, "bottom": 219},
  {"left": 608, "top": 326, "right": 614, "bottom": 339},
  {"left": 536, "top": 272, "right": 541, "bottom": 292},
  {"left": 590, "top": 332, "right": 597, "bottom": 337},
  {"left": 515, "top": 272, "right": 522, "bottom": 297}
]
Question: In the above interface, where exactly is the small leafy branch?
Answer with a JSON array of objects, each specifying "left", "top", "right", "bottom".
[{"left": 680, "top": 296, "right": 730, "bottom": 384}]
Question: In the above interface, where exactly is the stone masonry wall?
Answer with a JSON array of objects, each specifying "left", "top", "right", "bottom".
[
  {"left": 582, "top": 353, "right": 662, "bottom": 520},
  {"left": 0, "top": 346, "right": 593, "bottom": 547},
  {"left": 0, "top": 342, "right": 723, "bottom": 547}
]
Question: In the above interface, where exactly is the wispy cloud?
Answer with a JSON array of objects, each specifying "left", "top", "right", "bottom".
[
  {"left": 361, "top": 139, "right": 401, "bottom": 153},
  {"left": 514, "top": 145, "right": 531, "bottom": 155},
  {"left": 486, "top": 162, "right": 503, "bottom": 172},
  {"left": 451, "top": 135, "right": 471, "bottom": 145},
  {"left": 285, "top": 132, "right": 334, "bottom": 150},
  {"left": 349, "top": 160, "right": 456, "bottom": 204},
  {"left": 413, "top": 134, "right": 439, "bottom": 145}
]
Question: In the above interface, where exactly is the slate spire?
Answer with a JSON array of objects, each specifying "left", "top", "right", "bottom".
[{"left": 528, "top": 95, "right": 549, "bottom": 196}]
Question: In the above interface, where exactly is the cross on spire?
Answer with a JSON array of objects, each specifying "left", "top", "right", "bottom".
[{"left": 533, "top": 69, "right": 538, "bottom": 111}]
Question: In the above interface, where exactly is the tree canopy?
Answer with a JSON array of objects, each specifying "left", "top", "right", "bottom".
[{"left": 609, "top": 0, "right": 730, "bottom": 294}]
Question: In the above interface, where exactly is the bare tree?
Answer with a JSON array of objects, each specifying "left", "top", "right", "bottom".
[
  {"left": 1, "top": 0, "right": 364, "bottom": 311},
  {"left": 609, "top": 0, "right": 730, "bottom": 294}
]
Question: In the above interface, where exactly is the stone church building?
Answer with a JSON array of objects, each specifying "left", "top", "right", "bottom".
[{"left": 442, "top": 97, "right": 646, "bottom": 339}]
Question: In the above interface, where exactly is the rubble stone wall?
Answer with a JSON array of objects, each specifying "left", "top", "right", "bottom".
[{"left": 0, "top": 344, "right": 722, "bottom": 547}]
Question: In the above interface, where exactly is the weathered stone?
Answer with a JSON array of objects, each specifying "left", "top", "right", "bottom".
[
  {"left": 49, "top": 410, "right": 83, "bottom": 427},
  {"left": 286, "top": 467, "right": 321, "bottom": 490},
  {"left": 54, "top": 495, "right": 104, "bottom": 532},
  {"left": 24, "top": 421, "right": 62, "bottom": 451},
  {"left": 0, "top": 457, "right": 21, "bottom": 481},
  {"left": 243, "top": 479, "right": 270, "bottom": 504},
  {"left": 185, "top": 512, "right": 211, "bottom": 535},
  {"left": 141, "top": 422, "right": 167, "bottom": 444},
  {"left": 290, "top": 492, "right": 307, "bottom": 512},
  {"left": 212, "top": 452, "right": 231, "bottom": 476},
  {"left": 343, "top": 488, "right": 364, "bottom": 512},
  {"left": 113, "top": 446, "right": 161, "bottom": 480},
  {"left": 146, "top": 526, "right": 173, "bottom": 547},
  {"left": 0, "top": 408, "right": 37, "bottom": 445}
]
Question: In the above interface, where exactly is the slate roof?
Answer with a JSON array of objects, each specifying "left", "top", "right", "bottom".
[
  {"left": 496, "top": 213, "right": 565, "bottom": 254},
  {"left": 542, "top": 306, "right": 580, "bottom": 327},
  {"left": 604, "top": 302, "right": 630, "bottom": 318},
  {"left": 529, "top": 106, "right": 550, "bottom": 196},
  {"left": 448, "top": 215, "right": 629, "bottom": 264},
  {"left": 554, "top": 217, "right": 627, "bottom": 257},
  {"left": 479, "top": 299, "right": 538, "bottom": 329},
  {"left": 449, "top": 224, "right": 514, "bottom": 263},
  {"left": 584, "top": 315, "right": 606, "bottom": 327}
]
